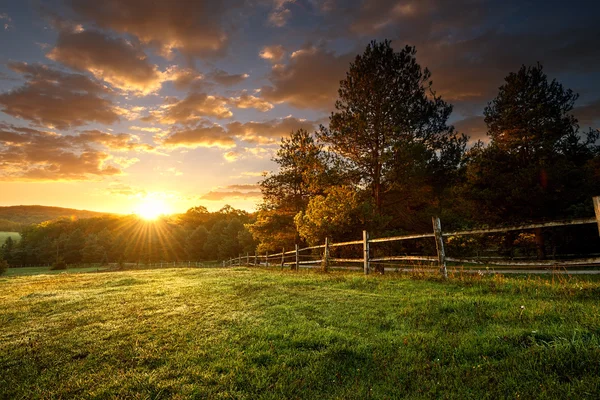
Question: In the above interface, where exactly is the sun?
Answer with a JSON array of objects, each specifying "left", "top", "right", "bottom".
[{"left": 135, "top": 198, "right": 171, "bottom": 220}]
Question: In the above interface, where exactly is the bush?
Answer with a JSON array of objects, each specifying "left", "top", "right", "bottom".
[
  {"left": 51, "top": 260, "right": 67, "bottom": 270},
  {"left": 0, "top": 259, "right": 8, "bottom": 275}
]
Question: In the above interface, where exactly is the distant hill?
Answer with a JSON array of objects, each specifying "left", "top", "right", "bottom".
[{"left": 0, "top": 206, "right": 114, "bottom": 231}]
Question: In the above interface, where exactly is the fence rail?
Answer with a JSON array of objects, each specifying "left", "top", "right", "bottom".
[{"left": 226, "top": 196, "right": 600, "bottom": 277}]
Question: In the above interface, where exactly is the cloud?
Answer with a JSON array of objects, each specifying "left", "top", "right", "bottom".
[
  {"left": 160, "top": 122, "right": 236, "bottom": 149},
  {"left": 0, "top": 13, "right": 13, "bottom": 31},
  {"left": 47, "top": 28, "right": 163, "bottom": 95},
  {"left": 67, "top": 0, "right": 244, "bottom": 57},
  {"left": 574, "top": 99, "right": 600, "bottom": 129},
  {"left": 199, "top": 183, "right": 262, "bottom": 201},
  {"left": 228, "top": 92, "right": 274, "bottom": 112},
  {"left": 107, "top": 182, "right": 146, "bottom": 197},
  {"left": 208, "top": 69, "right": 249, "bottom": 86},
  {"left": 224, "top": 150, "right": 241, "bottom": 162},
  {"left": 453, "top": 116, "right": 488, "bottom": 144},
  {"left": 0, "top": 62, "right": 120, "bottom": 130},
  {"left": 226, "top": 116, "right": 316, "bottom": 143},
  {"left": 0, "top": 124, "right": 151, "bottom": 181},
  {"left": 151, "top": 93, "right": 233, "bottom": 124},
  {"left": 259, "top": 45, "right": 286, "bottom": 63},
  {"left": 164, "top": 66, "right": 205, "bottom": 90},
  {"left": 261, "top": 46, "right": 352, "bottom": 110}
]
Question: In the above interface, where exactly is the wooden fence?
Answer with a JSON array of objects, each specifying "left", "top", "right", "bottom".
[{"left": 226, "top": 196, "right": 600, "bottom": 277}]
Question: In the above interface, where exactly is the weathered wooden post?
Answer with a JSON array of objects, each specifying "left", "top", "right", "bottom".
[
  {"left": 246, "top": 252, "right": 249, "bottom": 265},
  {"left": 281, "top": 248, "right": 285, "bottom": 268},
  {"left": 432, "top": 217, "right": 448, "bottom": 278},
  {"left": 295, "top": 244, "right": 299, "bottom": 271},
  {"left": 254, "top": 252, "right": 257, "bottom": 266},
  {"left": 594, "top": 196, "right": 600, "bottom": 236},
  {"left": 222, "top": 260, "right": 225, "bottom": 267},
  {"left": 238, "top": 254, "right": 241, "bottom": 266},
  {"left": 323, "top": 237, "right": 330, "bottom": 272},
  {"left": 265, "top": 251, "right": 269, "bottom": 267},
  {"left": 363, "top": 230, "right": 370, "bottom": 275}
]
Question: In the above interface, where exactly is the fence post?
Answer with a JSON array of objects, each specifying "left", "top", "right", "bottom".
[
  {"left": 281, "top": 248, "right": 285, "bottom": 268},
  {"left": 594, "top": 196, "right": 600, "bottom": 236},
  {"left": 363, "top": 230, "right": 370, "bottom": 275},
  {"left": 222, "top": 260, "right": 225, "bottom": 268},
  {"left": 432, "top": 217, "right": 448, "bottom": 278},
  {"left": 266, "top": 251, "right": 269, "bottom": 267},
  {"left": 321, "top": 237, "right": 330, "bottom": 272},
  {"left": 295, "top": 244, "right": 299, "bottom": 271},
  {"left": 246, "top": 252, "right": 249, "bottom": 265},
  {"left": 254, "top": 252, "right": 257, "bottom": 266}
]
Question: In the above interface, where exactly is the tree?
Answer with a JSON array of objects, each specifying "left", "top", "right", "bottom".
[
  {"left": 249, "top": 129, "right": 333, "bottom": 252},
  {"left": 318, "top": 40, "right": 466, "bottom": 221},
  {"left": 186, "top": 226, "right": 209, "bottom": 260},
  {"left": 463, "top": 64, "right": 600, "bottom": 258},
  {"left": 295, "top": 186, "right": 372, "bottom": 246}
]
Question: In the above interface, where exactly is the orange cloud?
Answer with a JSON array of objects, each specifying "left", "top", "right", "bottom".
[
  {"left": 0, "top": 124, "right": 141, "bottom": 181},
  {"left": 199, "top": 183, "right": 262, "bottom": 201},
  {"left": 228, "top": 92, "right": 274, "bottom": 112},
  {"left": 47, "top": 29, "right": 163, "bottom": 94},
  {"left": 259, "top": 45, "right": 286, "bottom": 63},
  {"left": 0, "top": 62, "right": 120, "bottom": 130}
]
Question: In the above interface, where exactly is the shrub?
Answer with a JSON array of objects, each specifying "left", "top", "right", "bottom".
[
  {"left": 51, "top": 259, "right": 67, "bottom": 270},
  {"left": 0, "top": 259, "right": 8, "bottom": 275}
]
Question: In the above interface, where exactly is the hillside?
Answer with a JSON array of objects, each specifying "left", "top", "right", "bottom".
[{"left": 0, "top": 205, "right": 114, "bottom": 231}]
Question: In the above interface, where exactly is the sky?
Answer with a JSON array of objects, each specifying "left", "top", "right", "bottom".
[{"left": 0, "top": 0, "right": 599, "bottom": 215}]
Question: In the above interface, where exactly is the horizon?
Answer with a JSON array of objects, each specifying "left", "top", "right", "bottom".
[{"left": 1, "top": 1, "right": 599, "bottom": 215}]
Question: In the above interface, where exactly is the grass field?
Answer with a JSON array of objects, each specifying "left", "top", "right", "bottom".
[
  {"left": 1, "top": 267, "right": 599, "bottom": 399},
  {"left": 0, "top": 231, "right": 21, "bottom": 243}
]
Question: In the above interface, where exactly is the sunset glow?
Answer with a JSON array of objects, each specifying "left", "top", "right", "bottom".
[{"left": 135, "top": 198, "right": 172, "bottom": 220}]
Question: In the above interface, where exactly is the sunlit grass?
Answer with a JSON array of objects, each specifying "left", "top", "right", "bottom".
[{"left": 1, "top": 268, "right": 599, "bottom": 398}]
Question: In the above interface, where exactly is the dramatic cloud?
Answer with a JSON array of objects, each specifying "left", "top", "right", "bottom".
[
  {"left": 208, "top": 69, "right": 249, "bottom": 86},
  {"left": 0, "top": 124, "right": 150, "bottom": 180},
  {"left": 0, "top": 62, "right": 120, "bottom": 130},
  {"left": 261, "top": 46, "right": 352, "bottom": 110},
  {"left": 47, "top": 28, "right": 163, "bottom": 94},
  {"left": 226, "top": 116, "right": 316, "bottom": 143},
  {"left": 161, "top": 122, "right": 235, "bottom": 149},
  {"left": 228, "top": 92, "right": 274, "bottom": 112},
  {"left": 259, "top": 45, "right": 286, "bottom": 63},
  {"left": 67, "top": 0, "right": 243, "bottom": 57},
  {"left": 164, "top": 66, "right": 205, "bottom": 90}
]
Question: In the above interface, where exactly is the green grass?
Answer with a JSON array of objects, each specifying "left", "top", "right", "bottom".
[
  {"left": 0, "top": 231, "right": 20, "bottom": 243},
  {"left": 5, "top": 265, "right": 111, "bottom": 277},
  {"left": 1, "top": 268, "right": 599, "bottom": 399}
]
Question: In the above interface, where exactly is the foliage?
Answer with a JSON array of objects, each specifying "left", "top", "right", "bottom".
[
  {"left": 461, "top": 64, "right": 600, "bottom": 258},
  {"left": 295, "top": 186, "right": 372, "bottom": 245},
  {"left": 0, "top": 259, "right": 7, "bottom": 275},
  {"left": 318, "top": 40, "right": 466, "bottom": 223},
  {"left": 50, "top": 258, "right": 67, "bottom": 270}
]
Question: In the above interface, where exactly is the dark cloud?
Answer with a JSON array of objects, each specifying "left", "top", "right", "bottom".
[
  {"left": 67, "top": 0, "right": 245, "bottom": 57},
  {"left": 574, "top": 99, "right": 600, "bottom": 130},
  {"left": 208, "top": 69, "right": 249, "bottom": 86},
  {"left": 453, "top": 116, "right": 488, "bottom": 144},
  {"left": 226, "top": 116, "right": 317, "bottom": 143},
  {"left": 47, "top": 28, "right": 163, "bottom": 94},
  {"left": 0, "top": 124, "right": 151, "bottom": 181},
  {"left": 259, "top": 45, "right": 286, "bottom": 63},
  {"left": 261, "top": 46, "right": 353, "bottom": 110},
  {"left": 0, "top": 62, "right": 120, "bottom": 130}
]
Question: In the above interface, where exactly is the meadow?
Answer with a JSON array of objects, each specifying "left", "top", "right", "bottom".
[{"left": 1, "top": 267, "right": 599, "bottom": 399}]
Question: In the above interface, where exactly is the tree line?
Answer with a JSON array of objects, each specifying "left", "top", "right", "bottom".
[
  {"left": 247, "top": 40, "right": 600, "bottom": 267},
  {"left": 0, "top": 205, "right": 257, "bottom": 266}
]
